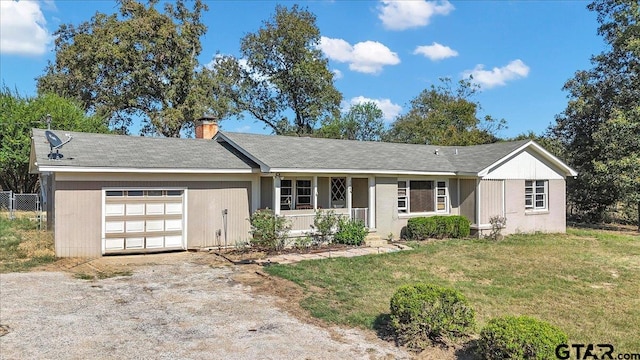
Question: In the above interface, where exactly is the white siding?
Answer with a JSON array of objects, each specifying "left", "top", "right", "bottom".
[{"left": 483, "top": 150, "right": 565, "bottom": 180}]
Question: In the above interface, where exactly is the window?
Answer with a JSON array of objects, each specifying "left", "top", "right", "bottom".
[
  {"left": 398, "top": 181, "right": 408, "bottom": 213},
  {"left": 525, "top": 180, "right": 547, "bottom": 210},
  {"left": 280, "top": 179, "right": 292, "bottom": 210},
  {"left": 331, "top": 177, "right": 346, "bottom": 208},
  {"left": 296, "top": 179, "right": 312, "bottom": 208},
  {"left": 398, "top": 179, "right": 448, "bottom": 214}
]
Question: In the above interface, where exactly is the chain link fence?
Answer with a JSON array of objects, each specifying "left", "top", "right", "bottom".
[{"left": 0, "top": 190, "right": 45, "bottom": 229}]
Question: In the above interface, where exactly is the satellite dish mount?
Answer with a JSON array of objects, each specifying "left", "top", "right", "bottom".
[{"left": 45, "top": 130, "right": 72, "bottom": 160}]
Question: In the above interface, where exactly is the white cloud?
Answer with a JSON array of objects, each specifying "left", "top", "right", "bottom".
[
  {"left": 378, "top": 0, "right": 454, "bottom": 31},
  {"left": 0, "top": 0, "right": 52, "bottom": 55},
  {"left": 463, "top": 59, "right": 530, "bottom": 89},
  {"left": 346, "top": 96, "right": 402, "bottom": 122},
  {"left": 413, "top": 42, "right": 458, "bottom": 61},
  {"left": 332, "top": 69, "right": 343, "bottom": 80},
  {"left": 319, "top": 37, "right": 400, "bottom": 75}
]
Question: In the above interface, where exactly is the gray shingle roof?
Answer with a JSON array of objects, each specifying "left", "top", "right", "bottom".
[
  {"left": 218, "top": 131, "right": 531, "bottom": 174},
  {"left": 31, "top": 128, "right": 535, "bottom": 175},
  {"left": 31, "top": 128, "right": 256, "bottom": 170}
]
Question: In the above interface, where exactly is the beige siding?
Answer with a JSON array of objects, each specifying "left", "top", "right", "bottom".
[
  {"left": 352, "top": 178, "right": 369, "bottom": 208},
  {"left": 503, "top": 179, "right": 566, "bottom": 234},
  {"left": 187, "top": 183, "right": 251, "bottom": 248},
  {"left": 459, "top": 179, "right": 476, "bottom": 224},
  {"left": 375, "top": 177, "right": 398, "bottom": 237},
  {"left": 53, "top": 179, "right": 252, "bottom": 257},
  {"left": 480, "top": 179, "right": 505, "bottom": 224},
  {"left": 317, "top": 177, "right": 330, "bottom": 209},
  {"left": 55, "top": 187, "right": 102, "bottom": 257},
  {"left": 260, "top": 177, "right": 273, "bottom": 209},
  {"left": 448, "top": 178, "right": 460, "bottom": 215}
]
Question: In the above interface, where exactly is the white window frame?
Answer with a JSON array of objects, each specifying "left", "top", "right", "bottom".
[
  {"left": 295, "top": 178, "right": 312, "bottom": 208},
  {"left": 280, "top": 179, "right": 293, "bottom": 210},
  {"left": 330, "top": 177, "right": 347, "bottom": 208},
  {"left": 398, "top": 178, "right": 449, "bottom": 215},
  {"left": 525, "top": 180, "right": 548, "bottom": 211}
]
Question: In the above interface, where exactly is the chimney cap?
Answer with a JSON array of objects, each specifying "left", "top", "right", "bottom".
[{"left": 196, "top": 115, "right": 217, "bottom": 123}]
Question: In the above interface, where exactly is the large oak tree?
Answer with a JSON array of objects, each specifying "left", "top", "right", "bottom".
[
  {"left": 211, "top": 5, "right": 342, "bottom": 135},
  {"left": 37, "top": 0, "right": 233, "bottom": 137}
]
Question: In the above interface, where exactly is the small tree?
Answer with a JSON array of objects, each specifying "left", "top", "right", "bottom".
[{"left": 310, "top": 209, "right": 340, "bottom": 244}]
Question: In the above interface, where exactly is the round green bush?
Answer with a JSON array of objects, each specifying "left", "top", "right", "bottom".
[
  {"left": 477, "top": 315, "right": 568, "bottom": 360},
  {"left": 389, "top": 283, "right": 475, "bottom": 350}
]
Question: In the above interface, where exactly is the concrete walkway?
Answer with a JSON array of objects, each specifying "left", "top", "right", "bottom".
[{"left": 254, "top": 243, "right": 412, "bottom": 265}]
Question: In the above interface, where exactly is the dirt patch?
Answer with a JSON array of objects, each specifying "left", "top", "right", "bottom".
[{"left": 2, "top": 252, "right": 409, "bottom": 359}]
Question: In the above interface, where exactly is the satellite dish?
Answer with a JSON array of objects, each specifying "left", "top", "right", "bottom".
[{"left": 45, "top": 130, "right": 72, "bottom": 160}]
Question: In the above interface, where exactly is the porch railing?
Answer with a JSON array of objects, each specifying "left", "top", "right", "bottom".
[{"left": 283, "top": 207, "right": 369, "bottom": 232}]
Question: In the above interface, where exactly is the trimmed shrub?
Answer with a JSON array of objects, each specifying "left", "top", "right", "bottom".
[
  {"left": 477, "top": 315, "right": 568, "bottom": 360},
  {"left": 310, "top": 209, "right": 340, "bottom": 244},
  {"left": 334, "top": 218, "right": 367, "bottom": 246},
  {"left": 249, "top": 209, "right": 291, "bottom": 251},
  {"left": 406, "top": 216, "right": 470, "bottom": 240},
  {"left": 389, "top": 283, "right": 475, "bottom": 350}
]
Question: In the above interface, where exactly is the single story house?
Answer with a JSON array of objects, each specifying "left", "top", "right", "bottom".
[{"left": 30, "top": 120, "right": 577, "bottom": 257}]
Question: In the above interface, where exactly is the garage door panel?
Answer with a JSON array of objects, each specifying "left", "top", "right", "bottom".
[
  {"left": 165, "top": 219, "right": 182, "bottom": 231},
  {"left": 105, "top": 204, "right": 125, "bottom": 216},
  {"left": 105, "top": 238, "right": 125, "bottom": 250},
  {"left": 165, "top": 203, "right": 182, "bottom": 214},
  {"left": 126, "top": 237, "right": 144, "bottom": 249},
  {"left": 165, "top": 235, "right": 182, "bottom": 247},
  {"left": 126, "top": 220, "right": 145, "bottom": 233},
  {"left": 146, "top": 236, "right": 164, "bottom": 248},
  {"left": 146, "top": 220, "right": 164, "bottom": 232},
  {"left": 105, "top": 221, "right": 124, "bottom": 233},
  {"left": 146, "top": 203, "right": 164, "bottom": 215},
  {"left": 126, "top": 203, "right": 145, "bottom": 215}
]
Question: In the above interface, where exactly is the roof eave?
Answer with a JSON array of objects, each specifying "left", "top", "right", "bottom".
[
  {"left": 35, "top": 166, "right": 258, "bottom": 174},
  {"left": 268, "top": 168, "right": 457, "bottom": 176}
]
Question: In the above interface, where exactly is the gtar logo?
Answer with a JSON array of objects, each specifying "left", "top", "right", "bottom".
[{"left": 556, "top": 344, "right": 615, "bottom": 360}]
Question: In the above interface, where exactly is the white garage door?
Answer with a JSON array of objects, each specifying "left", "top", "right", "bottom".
[{"left": 103, "top": 189, "right": 185, "bottom": 253}]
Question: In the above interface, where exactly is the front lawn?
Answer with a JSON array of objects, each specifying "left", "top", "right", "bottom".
[{"left": 264, "top": 228, "right": 640, "bottom": 352}]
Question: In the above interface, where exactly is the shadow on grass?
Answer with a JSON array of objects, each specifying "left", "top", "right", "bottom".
[{"left": 372, "top": 313, "right": 396, "bottom": 343}]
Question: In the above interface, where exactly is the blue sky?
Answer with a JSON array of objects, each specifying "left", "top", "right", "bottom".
[{"left": 1, "top": 0, "right": 604, "bottom": 138}]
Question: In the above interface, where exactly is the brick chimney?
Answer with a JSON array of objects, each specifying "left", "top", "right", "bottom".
[{"left": 195, "top": 116, "right": 218, "bottom": 139}]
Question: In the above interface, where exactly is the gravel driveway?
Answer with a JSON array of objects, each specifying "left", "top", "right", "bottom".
[{"left": 0, "top": 254, "right": 408, "bottom": 360}]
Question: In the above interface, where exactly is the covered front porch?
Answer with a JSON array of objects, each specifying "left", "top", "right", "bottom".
[{"left": 259, "top": 175, "right": 375, "bottom": 233}]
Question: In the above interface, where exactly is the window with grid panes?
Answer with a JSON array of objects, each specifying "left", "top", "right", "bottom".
[{"left": 525, "top": 180, "right": 547, "bottom": 210}]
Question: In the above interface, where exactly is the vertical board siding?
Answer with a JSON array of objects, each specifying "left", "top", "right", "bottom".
[
  {"left": 459, "top": 179, "right": 476, "bottom": 224},
  {"left": 480, "top": 179, "right": 505, "bottom": 224},
  {"left": 55, "top": 188, "right": 102, "bottom": 257},
  {"left": 352, "top": 178, "right": 369, "bottom": 208},
  {"left": 448, "top": 178, "right": 459, "bottom": 215},
  {"left": 187, "top": 183, "right": 251, "bottom": 248},
  {"left": 317, "top": 177, "right": 330, "bottom": 209},
  {"left": 260, "top": 177, "right": 273, "bottom": 209},
  {"left": 54, "top": 180, "right": 252, "bottom": 256}
]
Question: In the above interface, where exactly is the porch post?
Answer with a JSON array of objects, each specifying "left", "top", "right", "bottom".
[
  {"left": 251, "top": 174, "right": 260, "bottom": 213},
  {"left": 274, "top": 175, "right": 281, "bottom": 215},
  {"left": 368, "top": 176, "right": 376, "bottom": 229},
  {"left": 313, "top": 175, "right": 318, "bottom": 210},
  {"left": 347, "top": 176, "right": 352, "bottom": 219}
]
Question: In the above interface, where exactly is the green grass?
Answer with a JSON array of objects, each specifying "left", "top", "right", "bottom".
[
  {"left": 0, "top": 216, "right": 56, "bottom": 273},
  {"left": 264, "top": 228, "right": 640, "bottom": 352}
]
